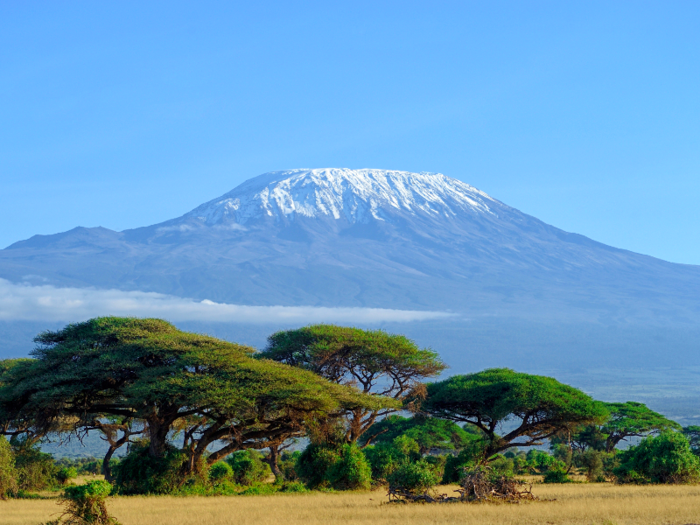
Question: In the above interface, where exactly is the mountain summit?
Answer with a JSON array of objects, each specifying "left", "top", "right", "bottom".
[{"left": 181, "top": 168, "right": 496, "bottom": 227}]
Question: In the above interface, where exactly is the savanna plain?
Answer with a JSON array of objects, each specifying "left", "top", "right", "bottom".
[{"left": 4, "top": 483, "right": 700, "bottom": 525}]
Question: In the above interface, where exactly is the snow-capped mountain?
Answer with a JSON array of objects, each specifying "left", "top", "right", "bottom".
[
  {"left": 3, "top": 168, "right": 700, "bottom": 370},
  {"left": 182, "top": 169, "right": 496, "bottom": 226}
]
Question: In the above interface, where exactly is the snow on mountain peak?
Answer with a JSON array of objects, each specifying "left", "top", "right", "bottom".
[{"left": 185, "top": 168, "right": 496, "bottom": 226}]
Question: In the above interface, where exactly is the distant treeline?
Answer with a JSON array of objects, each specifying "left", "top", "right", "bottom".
[{"left": 1, "top": 317, "right": 699, "bottom": 498}]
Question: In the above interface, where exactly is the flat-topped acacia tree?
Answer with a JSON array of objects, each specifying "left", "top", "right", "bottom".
[
  {"left": 260, "top": 324, "right": 446, "bottom": 443},
  {"left": 599, "top": 402, "right": 681, "bottom": 452},
  {"left": 423, "top": 368, "right": 609, "bottom": 461},
  {"left": 552, "top": 402, "right": 682, "bottom": 453},
  {"left": 0, "top": 317, "right": 388, "bottom": 476}
]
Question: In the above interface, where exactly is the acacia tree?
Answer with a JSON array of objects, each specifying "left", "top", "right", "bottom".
[
  {"left": 0, "top": 317, "right": 387, "bottom": 477},
  {"left": 260, "top": 324, "right": 445, "bottom": 443},
  {"left": 423, "top": 368, "right": 608, "bottom": 461},
  {"left": 599, "top": 402, "right": 681, "bottom": 452},
  {"left": 553, "top": 401, "right": 681, "bottom": 453}
]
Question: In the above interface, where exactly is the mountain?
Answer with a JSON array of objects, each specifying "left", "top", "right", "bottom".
[
  {"left": 2, "top": 168, "right": 700, "bottom": 391},
  {"left": 4, "top": 168, "right": 700, "bottom": 319}
]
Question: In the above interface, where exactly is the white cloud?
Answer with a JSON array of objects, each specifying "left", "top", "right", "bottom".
[{"left": 0, "top": 279, "right": 454, "bottom": 324}]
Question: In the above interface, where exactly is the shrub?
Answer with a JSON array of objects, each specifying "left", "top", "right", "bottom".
[
  {"left": 387, "top": 460, "right": 440, "bottom": 495},
  {"left": 526, "top": 449, "right": 557, "bottom": 474},
  {"left": 443, "top": 449, "right": 478, "bottom": 483},
  {"left": 542, "top": 461, "right": 570, "bottom": 483},
  {"left": 297, "top": 443, "right": 371, "bottom": 490},
  {"left": 296, "top": 443, "right": 340, "bottom": 488},
  {"left": 577, "top": 449, "right": 608, "bottom": 482},
  {"left": 614, "top": 431, "right": 700, "bottom": 484},
  {"left": 226, "top": 450, "right": 271, "bottom": 486},
  {"left": 13, "top": 442, "right": 57, "bottom": 491},
  {"left": 53, "top": 480, "right": 119, "bottom": 525},
  {"left": 422, "top": 454, "right": 447, "bottom": 481},
  {"left": 325, "top": 444, "right": 372, "bottom": 491},
  {"left": 208, "top": 461, "right": 233, "bottom": 482},
  {"left": 56, "top": 467, "right": 78, "bottom": 485},
  {"left": 113, "top": 444, "right": 189, "bottom": 495},
  {"left": 278, "top": 451, "right": 300, "bottom": 481},
  {"left": 364, "top": 436, "right": 420, "bottom": 482},
  {"left": 0, "top": 436, "right": 17, "bottom": 499}
]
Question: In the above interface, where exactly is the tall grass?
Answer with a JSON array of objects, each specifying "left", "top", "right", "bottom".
[{"left": 3, "top": 484, "right": 700, "bottom": 525}]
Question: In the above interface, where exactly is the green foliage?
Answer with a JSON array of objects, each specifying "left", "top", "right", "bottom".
[
  {"left": 54, "top": 480, "right": 118, "bottom": 525},
  {"left": 614, "top": 431, "right": 700, "bottom": 484},
  {"left": 683, "top": 426, "right": 700, "bottom": 456},
  {"left": 542, "top": 461, "right": 570, "bottom": 483},
  {"left": 0, "top": 435, "right": 17, "bottom": 499},
  {"left": 208, "top": 461, "right": 233, "bottom": 482},
  {"left": 360, "top": 415, "right": 471, "bottom": 453},
  {"left": 387, "top": 460, "right": 441, "bottom": 495},
  {"left": 13, "top": 441, "right": 58, "bottom": 490},
  {"left": 225, "top": 450, "right": 271, "bottom": 486},
  {"left": 296, "top": 442, "right": 371, "bottom": 490},
  {"left": 55, "top": 458, "right": 102, "bottom": 476},
  {"left": 2, "top": 317, "right": 380, "bottom": 478},
  {"left": 325, "top": 444, "right": 372, "bottom": 490},
  {"left": 363, "top": 435, "right": 421, "bottom": 482},
  {"left": 600, "top": 402, "right": 681, "bottom": 452},
  {"left": 577, "top": 449, "right": 608, "bottom": 482},
  {"left": 261, "top": 324, "right": 441, "bottom": 442},
  {"left": 278, "top": 451, "right": 300, "bottom": 481},
  {"left": 424, "top": 369, "right": 608, "bottom": 460},
  {"left": 113, "top": 443, "right": 189, "bottom": 495},
  {"left": 56, "top": 467, "right": 78, "bottom": 485},
  {"left": 489, "top": 454, "right": 515, "bottom": 478},
  {"left": 526, "top": 449, "right": 558, "bottom": 473}
]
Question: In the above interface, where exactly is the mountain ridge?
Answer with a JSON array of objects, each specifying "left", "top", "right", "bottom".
[{"left": 2, "top": 168, "right": 700, "bottom": 323}]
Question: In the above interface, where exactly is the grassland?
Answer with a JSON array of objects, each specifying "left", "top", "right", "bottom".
[{"left": 3, "top": 483, "right": 700, "bottom": 525}]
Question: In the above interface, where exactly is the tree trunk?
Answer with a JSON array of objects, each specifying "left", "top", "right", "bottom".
[
  {"left": 147, "top": 418, "right": 170, "bottom": 458},
  {"left": 102, "top": 445, "right": 117, "bottom": 482},
  {"left": 266, "top": 444, "right": 283, "bottom": 481}
]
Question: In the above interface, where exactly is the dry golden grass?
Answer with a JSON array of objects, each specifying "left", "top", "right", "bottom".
[{"left": 3, "top": 483, "right": 700, "bottom": 525}]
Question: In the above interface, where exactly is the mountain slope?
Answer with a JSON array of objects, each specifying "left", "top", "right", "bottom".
[{"left": 2, "top": 168, "right": 700, "bottom": 325}]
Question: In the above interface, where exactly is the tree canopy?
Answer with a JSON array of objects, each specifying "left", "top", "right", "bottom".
[
  {"left": 359, "top": 414, "right": 472, "bottom": 454},
  {"left": 423, "top": 368, "right": 609, "bottom": 460},
  {"left": 599, "top": 402, "right": 681, "bottom": 452},
  {"left": 260, "top": 324, "right": 444, "bottom": 442},
  {"left": 0, "top": 317, "right": 388, "bottom": 475}
]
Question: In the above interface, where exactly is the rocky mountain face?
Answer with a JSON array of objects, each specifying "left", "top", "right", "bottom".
[{"left": 2, "top": 168, "right": 700, "bottom": 376}]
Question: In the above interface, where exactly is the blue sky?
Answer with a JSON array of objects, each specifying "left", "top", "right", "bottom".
[{"left": 2, "top": 1, "right": 700, "bottom": 263}]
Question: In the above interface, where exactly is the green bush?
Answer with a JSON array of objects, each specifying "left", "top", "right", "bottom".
[
  {"left": 56, "top": 467, "right": 78, "bottom": 485},
  {"left": 226, "top": 450, "right": 271, "bottom": 486},
  {"left": 278, "top": 451, "right": 300, "bottom": 481},
  {"left": 387, "top": 460, "right": 440, "bottom": 495},
  {"left": 56, "top": 480, "right": 118, "bottom": 525},
  {"left": 363, "top": 436, "right": 420, "bottom": 482},
  {"left": 526, "top": 449, "right": 558, "bottom": 474},
  {"left": 297, "top": 443, "right": 371, "bottom": 490},
  {"left": 614, "top": 431, "right": 700, "bottom": 484},
  {"left": 0, "top": 436, "right": 17, "bottom": 499},
  {"left": 13, "top": 441, "right": 58, "bottom": 491},
  {"left": 296, "top": 443, "right": 340, "bottom": 488},
  {"left": 208, "top": 461, "right": 233, "bottom": 482},
  {"left": 422, "top": 454, "right": 447, "bottom": 481},
  {"left": 325, "top": 444, "right": 372, "bottom": 491},
  {"left": 542, "top": 461, "right": 570, "bottom": 483},
  {"left": 113, "top": 443, "right": 189, "bottom": 495},
  {"left": 576, "top": 449, "right": 610, "bottom": 482}
]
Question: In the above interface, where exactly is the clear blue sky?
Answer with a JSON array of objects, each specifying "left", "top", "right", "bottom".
[{"left": 2, "top": 1, "right": 699, "bottom": 264}]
